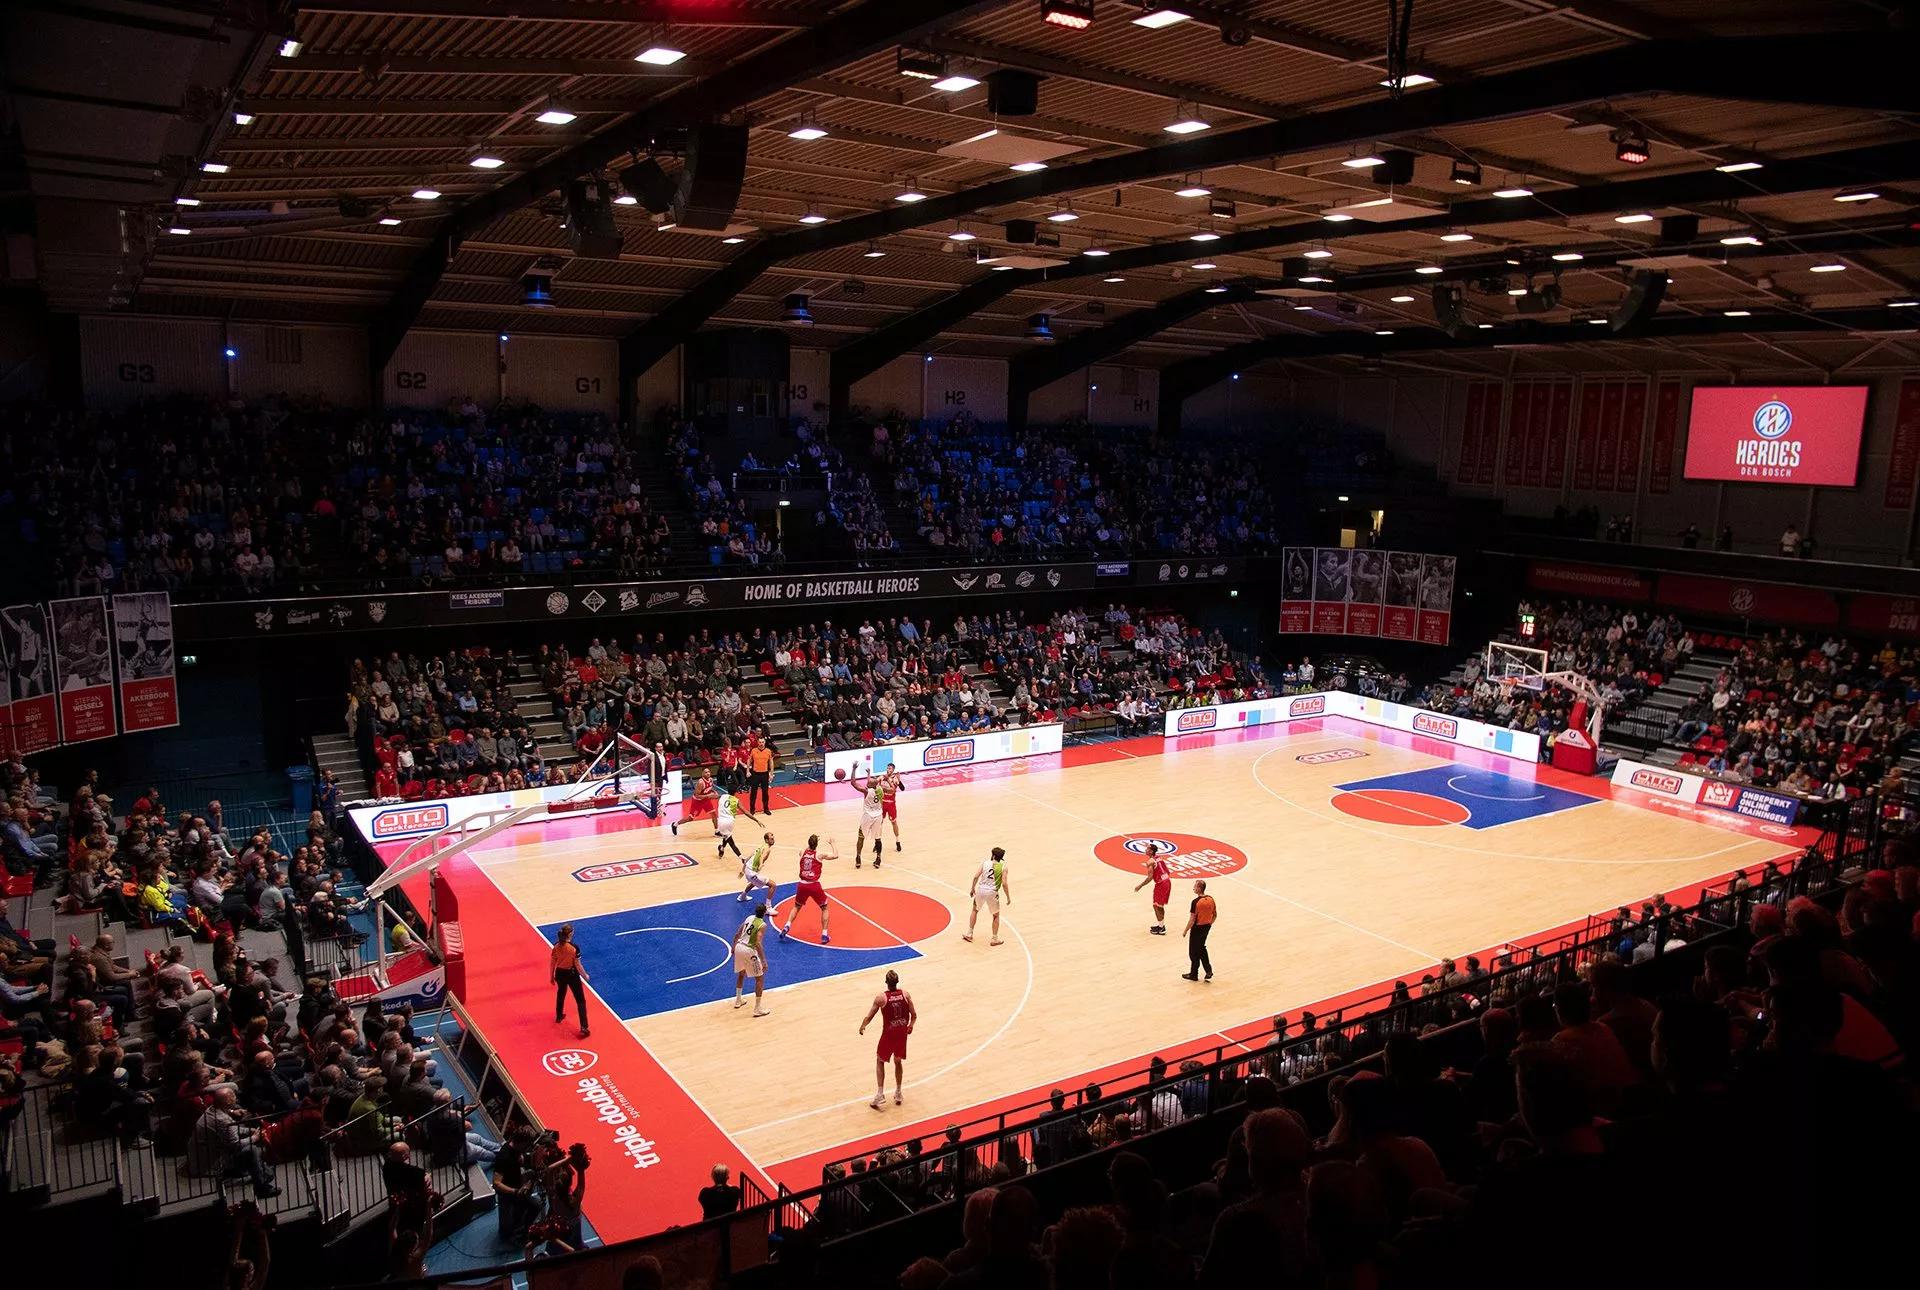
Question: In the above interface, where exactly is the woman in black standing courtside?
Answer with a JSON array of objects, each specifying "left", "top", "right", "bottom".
[{"left": 551, "top": 923, "right": 590, "bottom": 1038}]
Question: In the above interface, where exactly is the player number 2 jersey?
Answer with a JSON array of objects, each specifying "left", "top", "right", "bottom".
[{"left": 974, "top": 856, "right": 1005, "bottom": 897}]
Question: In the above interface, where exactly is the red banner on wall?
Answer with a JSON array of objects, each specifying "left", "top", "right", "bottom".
[
  {"left": 1648, "top": 383, "right": 1681, "bottom": 494},
  {"left": 1545, "top": 381, "right": 1572, "bottom": 489},
  {"left": 50, "top": 596, "right": 118, "bottom": 744},
  {"left": 1459, "top": 381, "right": 1484, "bottom": 483},
  {"left": 1655, "top": 574, "right": 1839, "bottom": 627},
  {"left": 1616, "top": 381, "right": 1648, "bottom": 493},
  {"left": 1525, "top": 561, "right": 1655, "bottom": 602},
  {"left": 0, "top": 604, "right": 58, "bottom": 755},
  {"left": 1887, "top": 378, "right": 1920, "bottom": 509},
  {"left": 1476, "top": 382, "right": 1501, "bottom": 484},
  {"left": 1573, "top": 381, "right": 1602, "bottom": 490},
  {"left": 1506, "top": 383, "right": 1532, "bottom": 487},
  {"left": 112, "top": 592, "right": 180, "bottom": 734},
  {"left": 1594, "top": 382, "right": 1623, "bottom": 491},
  {"left": 1847, "top": 594, "right": 1920, "bottom": 639},
  {"left": 1522, "top": 382, "right": 1548, "bottom": 487}
]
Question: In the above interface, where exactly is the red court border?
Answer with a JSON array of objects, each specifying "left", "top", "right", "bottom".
[{"left": 396, "top": 716, "right": 1814, "bottom": 1224}]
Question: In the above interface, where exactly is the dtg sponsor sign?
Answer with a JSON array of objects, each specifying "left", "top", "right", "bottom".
[
  {"left": 823, "top": 723, "right": 1064, "bottom": 782},
  {"left": 1609, "top": 758, "right": 1803, "bottom": 825},
  {"left": 1683, "top": 385, "right": 1868, "bottom": 486},
  {"left": 349, "top": 771, "right": 685, "bottom": 843}
]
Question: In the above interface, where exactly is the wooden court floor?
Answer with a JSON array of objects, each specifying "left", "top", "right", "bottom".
[{"left": 451, "top": 718, "right": 1805, "bottom": 1183}]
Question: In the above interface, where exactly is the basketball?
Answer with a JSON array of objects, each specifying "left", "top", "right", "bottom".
[{"left": 834, "top": 767, "right": 847, "bottom": 780}]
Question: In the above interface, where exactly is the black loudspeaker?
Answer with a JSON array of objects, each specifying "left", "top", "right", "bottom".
[
  {"left": 1004, "top": 218, "right": 1037, "bottom": 244},
  {"left": 1372, "top": 148, "right": 1416, "bottom": 186},
  {"left": 1607, "top": 268, "right": 1668, "bottom": 333},
  {"left": 621, "top": 159, "right": 678, "bottom": 214},
  {"left": 1432, "top": 283, "right": 1468, "bottom": 337},
  {"left": 1659, "top": 214, "right": 1700, "bottom": 244},
  {"left": 673, "top": 123, "right": 749, "bottom": 230},
  {"left": 563, "top": 179, "right": 623, "bottom": 258},
  {"left": 1515, "top": 282, "right": 1562, "bottom": 314},
  {"left": 987, "top": 69, "right": 1040, "bottom": 116}
]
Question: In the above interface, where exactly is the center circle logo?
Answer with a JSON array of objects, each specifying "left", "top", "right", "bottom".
[
  {"left": 1095, "top": 832, "right": 1247, "bottom": 878},
  {"left": 1752, "top": 400, "right": 1792, "bottom": 438},
  {"left": 541, "top": 1048, "right": 597, "bottom": 1077}
]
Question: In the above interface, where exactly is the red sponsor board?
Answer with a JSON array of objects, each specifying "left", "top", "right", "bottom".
[
  {"left": 1278, "top": 600, "right": 1313, "bottom": 633},
  {"left": 1416, "top": 609, "right": 1452, "bottom": 646},
  {"left": 1346, "top": 600, "right": 1382, "bottom": 636},
  {"left": 1886, "top": 379, "right": 1920, "bottom": 509},
  {"left": 1476, "top": 382, "right": 1501, "bottom": 484},
  {"left": 1616, "top": 381, "right": 1648, "bottom": 492},
  {"left": 1682, "top": 385, "right": 1868, "bottom": 486},
  {"left": 1655, "top": 573, "right": 1839, "bottom": 626},
  {"left": 1594, "top": 381, "right": 1624, "bottom": 491},
  {"left": 1573, "top": 381, "right": 1602, "bottom": 489},
  {"left": 1648, "top": 383, "right": 1681, "bottom": 494},
  {"left": 1458, "top": 381, "right": 1484, "bottom": 482},
  {"left": 59, "top": 685, "right": 116, "bottom": 743},
  {"left": 1545, "top": 381, "right": 1572, "bottom": 489},
  {"left": 1311, "top": 600, "right": 1350, "bottom": 634},
  {"left": 119, "top": 677, "right": 179, "bottom": 733},
  {"left": 1846, "top": 594, "right": 1920, "bottom": 639},
  {"left": 1379, "top": 604, "right": 1418, "bottom": 641},
  {"left": 8, "top": 695, "right": 58, "bottom": 755},
  {"left": 1505, "top": 383, "right": 1531, "bottom": 486},
  {"left": 1525, "top": 561, "right": 1654, "bottom": 601},
  {"left": 1523, "top": 381, "right": 1551, "bottom": 487}
]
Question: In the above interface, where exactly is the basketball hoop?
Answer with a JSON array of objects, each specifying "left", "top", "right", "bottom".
[{"left": 1483, "top": 639, "right": 1608, "bottom": 743}]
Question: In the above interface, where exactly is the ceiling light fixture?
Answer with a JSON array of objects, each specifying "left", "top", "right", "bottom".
[
  {"left": 174, "top": 196, "right": 200, "bottom": 207},
  {"left": 798, "top": 208, "right": 828, "bottom": 224},
  {"left": 1174, "top": 177, "right": 1211, "bottom": 198},
  {"left": 1382, "top": 73, "right": 1437, "bottom": 88},
  {"left": 536, "top": 107, "right": 577, "bottom": 125},
  {"left": 722, "top": 236, "right": 746, "bottom": 244},
  {"left": 1206, "top": 286, "right": 1228, "bottom": 293},
  {"left": 1390, "top": 294, "right": 1415, "bottom": 303},
  {"left": 1415, "top": 265, "right": 1444, "bottom": 275},
  {"left": 1714, "top": 160, "right": 1763, "bottom": 173},
  {"left": 1724, "top": 309, "right": 1752, "bottom": 317},
  {"left": 1833, "top": 187, "right": 1880, "bottom": 203},
  {"left": 1083, "top": 247, "right": 1110, "bottom": 256},
  {"left": 1133, "top": 8, "right": 1192, "bottom": 28},
  {"left": 411, "top": 188, "right": 440, "bottom": 200},
  {"left": 1041, "top": 0, "right": 1096, "bottom": 30},
  {"left": 201, "top": 162, "right": 229, "bottom": 174},
  {"left": 1342, "top": 150, "right": 1387, "bottom": 169},
  {"left": 863, "top": 242, "right": 887, "bottom": 257},
  {"left": 897, "top": 50, "right": 944, "bottom": 79},
  {"left": 1478, "top": 322, "right": 1493, "bottom": 329},
  {"left": 613, "top": 193, "right": 638, "bottom": 205},
  {"left": 379, "top": 217, "right": 402, "bottom": 226},
  {"left": 233, "top": 111, "right": 254, "bottom": 125},
  {"left": 1298, "top": 274, "right": 1330, "bottom": 284},
  {"left": 1294, "top": 304, "right": 1314, "bottom": 311},
  {"left": 1493, "top": 179, "right": 1534, "bottom": 198},
  {"left": 1450, "top": 158, "right": 1482, "bottom": 186},
  {"left": 1375, "top": 329, "right": 1395, "bottom": 336},
  {"left": 947, "top": 225, "right": 977, "bottom": 241},
  {"left": 1810, "top": 263, "right": 1846, "bottom": 272},
  {"left": 1889, "top": 299, "right": 1919, "bottom": 308},
  {"left": 166, "top": 226, "right": 191, "bottom": 236},
  {"left": 1507, "top": 285, "right": 1528, "bottom": 296},
  {"left": 932, "top": 73, "right": 981, "bottom": 92},
  {"left": 278, "top": 38, "right": 301, "bottom": 58},
  {"left": 1615, "top": 212, "right": 1654, "bottom": 223},
  {"left": 788, "top": 115, "right": 828, "bottom": 141},
  {"left": 1047, "top": 203, "right": 1079, "bottom": 222},
  {"left": 1302, "top": 244, "right": 1333, "bottom": 259},
  {"left": 1190, "top": 230, "right": 1220, "bottom": 242},
  {"left": 1613, "top": 129, "right": 1650, "bottom": 165},
  {"left": 1191, "top": 260, "right": 1216, "bottom": 269},
  {"left": 1164, "top": 104, "right": 1209, "bottom": 135},
  {"left": 469, "top": 155, "right": 504, "bottom": 169},
  {"left": 1719, "top": 234, "right": 1762, "bottom": 246},
  {"left": 1103, "top": 275, "right": 1125, "bottom": 283},
  {"left": 1439, "top": 230, "right": 1473, "bottom": 242},
  {"left": 1324, "top": 211, "right": 1355, "bottom": 223},
  {"left": 895, "top": 182, "right": 929, "bottom": 203},
  {"left": 1551, "top": 251, "right": 1583, "bottom": 262},
  {"left": 635, "top": 43, "right": 686, "bottom": 66},
  {"left": 1009, "top": 161, "right": 1048, "bottom": 172}
]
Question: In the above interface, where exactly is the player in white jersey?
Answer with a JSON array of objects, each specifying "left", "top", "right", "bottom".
[
  {"left": 962, "top": 846, "right": 1011, "bottom": 946},
  {"left": 739, "top": 831, "right": 778, "bottom": 903},
  {"left": 732, "top": 902, "right": 773, "bottom": 1017},
  {"left": 710, "top": 791, "right": 761, "bottom": 865},
  {"left": 849, "top": 761, "right": 887, "bottom": 869}
]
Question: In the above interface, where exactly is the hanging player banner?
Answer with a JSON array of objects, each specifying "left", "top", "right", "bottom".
[
  {"left": 1523, "top": 381, "right": 1551, "bottom": 487},
  {"left": 1416, "top": 555, "right": 1456, "bottom": 646},
  {"left": 1594, "top": 380, "right": 1624, "bottom": 491},
  {"left": 1346, "top": 549, "right": 1386, "bottom": 636},
  {"left": 50, "top": 597, "right": 118, "bottom": 743},
  {"left": 1887, "top": 378, "right": 1920, "bottom": 510},
  {"left": 1458, "top": 382, "right": 1484, "bottom": 483},
  {"left": 1573, "top": 380, "right": 1603, "bottom": 490},
  {"left": 0, "top": 604, "right": 59, "bottom": 755},
  {"left": 1476, "top": 381, "right": 1501, "bottom": 484},
  {"left": 1616, "top": 381, "right": 1648, "bottom": 493},
  {"left": 112, "top": 591, "right": 180, "bottom": 733},
  {"left": 1278, "top": 547, "right": 1313, "bottom": 633},
  {"left": 1380, "top": 551, "right": 1423, "bottom": 642},
  {"left": 1648, "top": 383, "right": 1682, "bottom": 494},
  {"left": 1310, "top": 548, "right": 1352, "bottom": 634},
  {"left": 1505, "top": 383, "right": 1531, "bottom": 487},
  {"left": 1545, "top": 380, "right": 1573, "bottom": 489}
]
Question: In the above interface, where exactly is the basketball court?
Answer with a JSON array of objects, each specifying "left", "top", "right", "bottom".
[{"left": 378, "top": 715, "right": 1814, "bottom": 1242}]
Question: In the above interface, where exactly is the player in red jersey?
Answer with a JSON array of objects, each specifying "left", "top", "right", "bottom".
[
  {"left": 878, "top": 765, "right": 905, "bottom": 853},
  {"left": 858, "top": 968, "right": 916, "bottom": 1109},
  {"left": 1132, "top": 840, "right": 1173, "bottom": 935},
  {"left": 779, "top": 833, "right": 838, "bottom": 944},
  {"left": 671, "top": 767, "right": 719, "bottom": 837}
]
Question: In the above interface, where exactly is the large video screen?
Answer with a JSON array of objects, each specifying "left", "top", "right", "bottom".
[{"left": 1682, "top": 385, "right": 1868, "bottom": 486}]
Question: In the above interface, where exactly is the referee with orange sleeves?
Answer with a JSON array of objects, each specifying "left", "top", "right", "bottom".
[
  {"left": 746, "top": 737, "right": 776, "bottom": 814},
  {"left": 1181, "top": 881, "right": 1217, "bottom": 982},
  {"left": 551, "top": 924, "right": 590, "bottom": 1038}
]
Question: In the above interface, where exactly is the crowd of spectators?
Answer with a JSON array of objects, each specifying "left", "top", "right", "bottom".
[
  {"left": 346, "top": 649, "right": 557, "bottom": 800},
  {"left": 767, "top": 854, "right": 1912, "bottom": 1288},
  {"left": 870, "top": 417, "right": 1278, "bottom": 561},
  {"left": 1670, "top": 629, "right": 1919, "bottom": 800},
  {"left": 1421, "top": 600, "right": 1683, "bottom": 740},
  {"left": 5, "top": 396, "right": 684, "bottom": 600}
]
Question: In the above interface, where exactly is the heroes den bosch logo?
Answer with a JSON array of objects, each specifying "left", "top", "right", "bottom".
[
  {"left": 370, "top": 804, "right": 450, "bottom": 838},
  {"left": 1095, "top": 832, "right": 1249, "bottom": 878},
  {"left": 573, "top": 854, "right": 697, "bottom": 882},
  {"left": 1411, "top": 712, "right": 1459, "bottom": 740},
  {"left": 923, "top": 738, "right": 976, "bottom": 766},
  {"left": 1175, "top": 709, "right": 1219, "bottom": 732},
  {"left": 1630, "top": 769, "right": 1685, "bottom": 795}
]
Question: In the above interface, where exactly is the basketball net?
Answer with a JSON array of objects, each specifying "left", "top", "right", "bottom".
[{"left": 1493, "top": 671, "right": 1608, "bottom": 743}]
